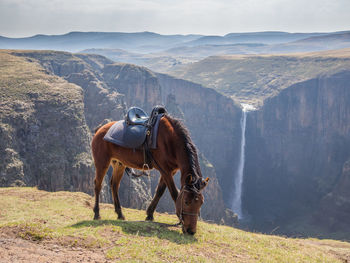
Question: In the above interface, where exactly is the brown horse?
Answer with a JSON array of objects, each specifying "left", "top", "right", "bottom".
[{"left": 92, "top": 114, "right": 209, "bottom": 234}]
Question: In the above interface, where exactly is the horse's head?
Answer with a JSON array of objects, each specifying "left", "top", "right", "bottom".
[{"left": 176, "top": 175, "right": 209, "bottom": 235}]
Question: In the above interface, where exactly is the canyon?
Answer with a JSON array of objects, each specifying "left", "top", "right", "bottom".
[{"left": 1, "top": 46, "right": 350, "bottom": 238}]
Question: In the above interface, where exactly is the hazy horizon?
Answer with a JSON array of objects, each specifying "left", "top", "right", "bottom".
[
  {"left": 1, "top": 0, "right": 350, "bottom": 38},
  {"left": 2, "top": 29, "right": 350, "bottom": 39}
]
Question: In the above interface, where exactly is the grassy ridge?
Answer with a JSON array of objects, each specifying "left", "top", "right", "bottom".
[
  {"left": 0, "top": 187, "right": 349, "bottom": 262},
  {"left": 0, "top": 50, "right": 83, "bottom": 103},
  {"left": 170, "top": 48, "right": 350, "bottom": 107}
]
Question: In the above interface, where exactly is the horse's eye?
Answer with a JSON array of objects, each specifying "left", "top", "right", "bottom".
[{"left": 195, "top": 197, "right": 199, "bottom": 201}]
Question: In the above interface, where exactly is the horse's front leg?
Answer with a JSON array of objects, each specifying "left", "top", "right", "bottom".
[
  {"left": 146, "top": 177, "right": 167, "bottom": 221},
  {"left": 164, "top": 175, "right": 179, "bottom": 203},
  {"left": 110, "top": 161, "right": 126, "bottom": 220}
]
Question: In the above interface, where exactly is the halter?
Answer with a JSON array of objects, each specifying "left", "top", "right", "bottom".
[{"left": 177, "top": 183, "right": 201, "bottom": 225}]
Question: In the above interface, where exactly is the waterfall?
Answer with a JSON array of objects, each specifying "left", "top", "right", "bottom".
[{"left": 231, "top": 103, "right": 255, "bottom": 219}]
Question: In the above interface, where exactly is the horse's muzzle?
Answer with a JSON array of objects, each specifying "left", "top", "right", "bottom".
[{"left": 182, "top": 226, "right": 196, "bottom": 235}]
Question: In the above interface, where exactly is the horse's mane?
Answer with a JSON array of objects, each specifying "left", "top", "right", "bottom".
[{"left": 164, "top": 115, "right": 202, "bottom": 179}]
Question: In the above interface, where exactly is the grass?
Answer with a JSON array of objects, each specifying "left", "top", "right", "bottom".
[
  {"left": 0, "top": 50, "right": 85, "bottom": 119},
  {"left": 1, "top": 187, "right": 349, "bottom": 262}
]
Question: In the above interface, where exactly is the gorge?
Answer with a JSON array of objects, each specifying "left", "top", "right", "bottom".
[{"left": 1, "top": 47, "right": 350, "bottom": 239}]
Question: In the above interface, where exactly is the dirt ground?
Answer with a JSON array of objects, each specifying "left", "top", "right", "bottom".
[{"left": 0, "top": 233, "right": 110, "bottom": 263}]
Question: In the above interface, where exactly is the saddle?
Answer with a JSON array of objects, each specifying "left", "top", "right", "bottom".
[
  {"left": 104, "top": 105, "right": 167, "bottom": 150},
  {"left": 104, "top": 106, "right": 167, "bottom": 176},
  {"left": 126, "top": 107, "right": 149, "bottom": 125}
]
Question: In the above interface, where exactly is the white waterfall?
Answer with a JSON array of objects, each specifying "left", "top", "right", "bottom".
[{"left": 231, "top": 103, "right": 255, "bottom": 219}]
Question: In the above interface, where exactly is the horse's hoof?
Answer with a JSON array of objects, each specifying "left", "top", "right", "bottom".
[
  {"left": 93, "top": 215, "right": 101, "bottom": 220},
  {"left": 145, "top": 215, "right": 154, "bottom": 221},
  {"left": 118, "top": 215, "right": 125, "bottom": 220}
]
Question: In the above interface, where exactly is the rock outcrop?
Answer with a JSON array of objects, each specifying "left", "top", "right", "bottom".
[{"left": 0, "top": 51, "right": 94, "bottom": 193}]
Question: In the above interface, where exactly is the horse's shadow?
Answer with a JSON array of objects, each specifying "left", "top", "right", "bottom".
[{"left": 70, "top": 220, "right": 197, "bottom": 244}]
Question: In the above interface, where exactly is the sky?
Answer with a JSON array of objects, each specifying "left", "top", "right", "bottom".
[{"left": 0, "top": 0, "right": 350, "bottom": 37}]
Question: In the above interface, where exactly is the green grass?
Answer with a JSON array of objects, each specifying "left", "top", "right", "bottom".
[{"left": 1, "top": 187, "right": 349, "bottom": 262}]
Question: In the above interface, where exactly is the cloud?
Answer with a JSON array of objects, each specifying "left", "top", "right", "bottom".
[{"left": 0, "top": 0, "right": 349, "bottom": 37}]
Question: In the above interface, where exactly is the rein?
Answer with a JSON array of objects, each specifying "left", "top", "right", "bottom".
[{"left": 177, "top": 185, "right": 201, "bottom": 225}]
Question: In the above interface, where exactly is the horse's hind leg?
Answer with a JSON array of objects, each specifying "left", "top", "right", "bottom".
[
  {"left": 146, "top": 177, "right": 166, "bottom": 221},
  {"left": 110, "top": 160, "right": 126, "bottom": 220},
  {"left": 93, "top": 157, "right": 110, "bottom": 220}
]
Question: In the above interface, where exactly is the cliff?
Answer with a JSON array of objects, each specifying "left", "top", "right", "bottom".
[
  {"left": 244, "top": 71, "right": 350, "bottom": 237},
  {"left": 317, "top": 159, "right": 350, "bottom": 233},
  {"left": 157, "top": 73, "right": 242, "bottom": 207},
  {"left": 0, "top": 51, "right": 94, "bottom": 193}
]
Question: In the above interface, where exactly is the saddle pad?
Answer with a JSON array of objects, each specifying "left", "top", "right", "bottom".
[{"left": 103, "top": 114, "right": 163, "bottom": 149}]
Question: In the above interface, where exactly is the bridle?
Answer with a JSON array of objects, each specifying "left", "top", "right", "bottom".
[{"left": 177, "top": 184, "right": 201, "bottom": 225}]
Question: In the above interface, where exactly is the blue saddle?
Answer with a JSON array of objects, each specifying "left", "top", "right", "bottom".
[{"left": 103, "top": 106, "right": 165, "bottom": 149}]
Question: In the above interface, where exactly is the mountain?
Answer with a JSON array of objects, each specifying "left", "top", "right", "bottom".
[
  {"left": 80, "top": 48, "right": 195, "bottom": 73},
  {"left": 0, "top": 32, "right": 202, "bottom": 53},
  {"left": 2, "top": 30, "right": 349, "bottom": 74},
  {"left": 294, "top": 31, "right": 350, "bottom": 44},
  {"left": 1, "top": 31, "right": 323, "bottom": 54},
  {"left": 161, "top": 32, "right": 350, "bottom": 62},
  {"left": 74, "top": 31, "right": 350, "bottom": 73},
  {"left": 185, "top": 31, "right": 328, "bottom": 46},
  {"left": 170, "top": 48, "right": 350, "bottom": 106},
  {"left": 265, "top": 31, "right": 350, "bottom": 54}
]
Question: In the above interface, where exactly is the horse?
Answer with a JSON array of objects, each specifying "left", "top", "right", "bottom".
[{"left": 91, "top": 113, "right": 209, "bottom": 235}]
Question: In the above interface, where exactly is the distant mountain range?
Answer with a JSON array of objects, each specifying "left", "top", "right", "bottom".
[
  {"left": 0, "top": 31, "right": 201, "bottom": 53},
  {"left": 184, "top": 31, "right": 328, "bottom": 46},
  {"left": 1, "top": 30, "right": 350, "bottom": 73},
  {"left": 0, "top": 30, "right": 348, "bottom": 53},
  {"left": 81, "top": 31, "right": 350, "bottom": 72}
]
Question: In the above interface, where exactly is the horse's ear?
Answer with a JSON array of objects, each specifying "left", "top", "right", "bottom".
[{"left": 200, "top": 177, "right": 210, "bottom": 189}]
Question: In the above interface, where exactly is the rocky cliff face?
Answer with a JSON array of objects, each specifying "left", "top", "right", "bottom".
[
  {"left": 103, "top": 64, "right": 162, "bottom": 112},
  {"left": 157, "top": 73, "right": 242, "bottom": 207},
  {"left": 317, "top": 159, "right": 350, "bottom": 235},
  {"left": 10, "top": 51, "right": 153, "bottom": 209},
  {"left": 244, "top": 71, "right": 350, "bottom": 234},
  {"left": 0, "top": 51, "right": 94, "bottom": 193}
]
